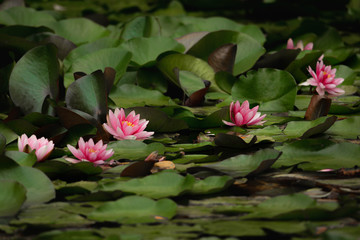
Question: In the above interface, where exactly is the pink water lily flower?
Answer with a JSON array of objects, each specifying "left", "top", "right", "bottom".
[
  {"left": 66, "top": 137, "right": 114, "bottom": 165},
  {"left": 301, "top": 55, "right": 345, "bottom": 96},
  {"left": 18, "top": 134, "right": 54, "bottom": 162},
  {"left": 223, "top": 100, "right": 266, "bottom": 127},
  {"left": 287, "top": 38, "right": 313, "bottom": 51},
  {"left": 103, "top": 108, "right": 154, "bottom": 140}
]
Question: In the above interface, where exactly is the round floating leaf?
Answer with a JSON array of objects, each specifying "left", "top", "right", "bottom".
[
  {"left": 65, "top": 48, "right": 132, "bottom": 87},
  {"left": 10, "top": 202, "right": 94, "bottom": 228},
  {"left": 122, "top": 36, "right": 185, "bottom": 66},
  {"left": 241, "top": 193, "right": 338, "bottom": 220},
  {"left": 107, "top": 140, "right": 165, "bottom": 161},
  {"left": 35, "top": 230, "right": 102, "bottom": 240},
  {"left": 157, "top": 53, "right": 221, "bottom": 92},
  {"left": 335, "top": 65, "right": 356, "bottom": 85},
  {"left": 174, "top": 16, "right": 265, "bottom": 44},
  {"left": 88, "top": 195, "right": 177, "bottom": 224},
  {"left": 326, "top": 116, "right": 360, "bottom": 139},
  {"left": 49, "top": 18, "right": 110, "bottom": 45},
  {"left": 273, "top": 139, "right": 360, "bottom": 171},
  {"left": 5, "top": 151, "right": 37, "bottom": 167},
  {"left": 64, "top": 37, "right": 122, "bottom": 71},
  {"left": 0, "top": 6, "right": 56, "bottom": 27},
  {"left": 65, "top": 70, "right": 108, "bottom": 122},
  {"left": 283, "top": 116, "right": 337, "bottom": 139},
  {"left": 9, "top": 44, "right": 59, "bottom": 115},
  {"left": 214, "top": 133, "right": 257, "bottom": 149},
  {"left": 99, "top": 171, "right": 195, "bottom": 199},
  {"left": 188, "top": 176, "right": 234, "bottom": 195},
  {"left": 194, "top": 148, "right": 282, "bottom": 178},
  {"left": 0, "top": 122, "right": 18, "bottom": 145},
  {"left": 0, "top": 157, "right": 55, "bottom": 206},
  {"left": 109, "top": 84, "right": 175, "bottom": 108},
  {"left": 232, "top": 68, "right": 297, "bottom": 112},
  {"left": 0, "top": 180, "right": 26, "bottom": 217},
  {"left": 187, "top": 30, "right": 265, "bottom": 75}
]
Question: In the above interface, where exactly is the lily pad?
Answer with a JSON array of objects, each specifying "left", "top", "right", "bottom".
[
  {"left": 9, "top": 44, "right": 59, "bottom": 115},
  {"left": 107, "top": 140, "right": 165, "bottom": 161},
  {"left": 189, "top": 148, "right": 282, "bottom": 178},
  {"left": 88, "top": 195, "right": 177, "bottom": 224},
  {"left": 109, "top": 84, "right": 175, "bottom": 108},
  {"left": 99, "top": 171, "right": 195, "bottom": 199},
  {"left": 232, "top": 68, "right": 297, "bottom": 112},
  {"left": 122, "top": 36, "right": 185, "bottom": 66},
  {"left": 283, "top": 116, "right": 337, "bottom": 139},
  {"left": 273, "top": 139, "right": 360, "bottom": 171},
  {"left": 0, "top": 157, "right": 55, "bottom": 206},
  {"left": 188, "top": 175, "right": 234, "bottom": 195},
  {"left": 0, "top": 180, "right": 26, "bottom": 217}
]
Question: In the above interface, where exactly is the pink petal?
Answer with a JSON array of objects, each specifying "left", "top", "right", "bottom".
[
  {"left": 287, "top": 38, "right": 294, "bottom": 49},
  {"left": 133, "top": 131, "right": 154, "bottom": 140},
  {"left": 304, "top": 42, "right": 313, "bottom": 50},
  {"left": 67, "top": 144, "right": 85, "bottom": 160},
  {"left": 222, "top": 120, "right": 236, "bottom": 126},
  {"left": 234, "top": 112, "right": 244, "bottom": 126}
]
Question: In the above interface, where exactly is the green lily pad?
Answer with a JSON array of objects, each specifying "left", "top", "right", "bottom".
[
  {"left": 273, "top": 139, "right": 360, "bottom": 171},
  {"left": 107, "top": 140, "right": 165, "bottom": 161},
  {"left": 109, "top": 84, "right": 176, "bottom": 108},
  {"left": 65, "top": 70, "right": 108, "bottom": 122},
  {"left": 9, "top": 44, "right": 59, "bottom": 115},
  {"left": 88, "top": 195, "right": 177, "bottom": 224},
  {"left": 191, "top": 148, "right": 282, "bottom": 178},
  {"left": 122, "top": 36, "right": 185, "bottom": 66},
  {"left": 99, "top": 171, "right": 195, "bottom": 199},
  {"left": 0, "top": 180, "right": 26, "bottom": 217},
  {"left": 0, "top": 157, "right": 55, "bottom": 206},
  {"left": 326, "top": 116, "right": 360, "bottom": 139},
  {"left": 0, "top": 121, "right": 18, "bottom": 144},
  {"left": 63, "top": 37, "right": 122, "bottom": 71},
  {"left": 187, "top": 30, "right": 266, "bottom": 75},
  {"left": 10, "top": 202, "right": 94, "bottom": 227},
  {"left": 188, "top": 175, "right": 234, "bottom": 195},
  {"left": 232, "top": 68, "right": 297, "bottom": 112},
  {"left": 5, "top": 151, "right": 37, "bottom": 167},
  {"left": 0, "top": 6, "right": 56, "bottom": 28},
  {"left": 242, "top": 193, "right": 338, "bottom": 220},
  {"left": 64, "top": 47, "right": 131, "bottom": 87},
  {"left": 283, "top": 116, "right": 337, "bottom": 139},
  {"left": 157, "top": 53, "right": 220, "bottom": 92},
  {"left": 49, "top": 18, "right": 110, "bottom": 45},
  {"left": 35, "top": 229, "right": 102, "bottom": 240}
]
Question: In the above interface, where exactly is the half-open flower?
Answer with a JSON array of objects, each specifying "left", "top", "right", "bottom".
[
  {"left": 66, "top": 137, "right": 114, "bottom": 165},
  {"left": 287, "top": 38, "right": 313, "bottom": 51},
  {"left": 301, "top": 55, "right": 345, "bottom": 96},
  {"left": 223, "top": 100, "right": 266, "bottom": 127},
  {"left": 103, "top": 108, "right": 154, "bottom": 140},
  {"left": 18, "top": 134, "right": 54, "bottom": 162}
]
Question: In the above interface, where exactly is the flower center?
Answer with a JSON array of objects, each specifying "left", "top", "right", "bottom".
[
  {"left": 122, "top": 120, "right": 135, "bottom": 127},
  {"left": 88, "top": 148, "right": 97, "bottom": 153},
  {"left": 323, "top": 71, "right": 331, "bottom": 78}
]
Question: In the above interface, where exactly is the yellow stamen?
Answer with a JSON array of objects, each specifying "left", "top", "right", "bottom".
[
  {"left": 122, "top": 120, "right": 135, "bottom": 127},
  {"left": 88, "top": 148, "right": 97, "bottom": 153}
]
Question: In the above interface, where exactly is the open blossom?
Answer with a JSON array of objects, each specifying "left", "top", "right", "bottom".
[
  {"left": 18, "top": 134, "right": 54, "bottom": 162},
  {"left": 287, "top": 38, "right": 313, "bottom": 51},
  {"left": 66, "top": 137, "right": 114, "bottom": 165},
  {"left": 223, "top": 100, "right": 266, "bottom": 127},
  {"left": 301, "top": 55, "right": 345, "bottom": 96},
  {"left": 103, "top": 108, "right": 154, "bottom": 140}
]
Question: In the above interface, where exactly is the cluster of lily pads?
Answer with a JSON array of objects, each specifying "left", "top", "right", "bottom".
[{"left": 0, "top": 0, "right": 360, "bottom": 239}]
